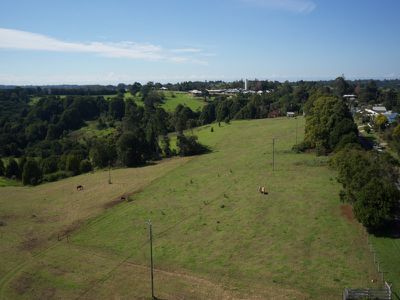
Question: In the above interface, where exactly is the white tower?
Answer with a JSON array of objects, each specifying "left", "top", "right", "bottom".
[{"left": 244, "top": 79, "right": 248, "bottom": 90}]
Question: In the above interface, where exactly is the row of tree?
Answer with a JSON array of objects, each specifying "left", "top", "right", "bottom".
[
  {"left": 331, "top": 148, "right": 399, "bottom": 230},
  {"left": 298, "top": 92, "right": 399, "bottom": 231}
]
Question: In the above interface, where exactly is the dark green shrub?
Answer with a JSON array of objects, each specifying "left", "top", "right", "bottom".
[
  {"left": 22, "top": 159, "right": 42, "bottom": 185},
  {"left": 42, "top": 171, "right": 73, "bottom": 182},
  {"left": 79, "top": 159, "right": 92, "bottom": 173}
]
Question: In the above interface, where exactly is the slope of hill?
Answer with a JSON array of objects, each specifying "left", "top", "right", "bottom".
[{"left": 0, "top": 117, "right": 381, "bottom": 299}]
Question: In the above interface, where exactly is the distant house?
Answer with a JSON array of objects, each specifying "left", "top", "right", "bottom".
[
  {"left": 207, "top": 89, "right": 225, "bottom": 95},
  {"left": 160, "top": 87, "right": 168, "bottom": 90},
  {"left": 225, "top": 88, "right": 240, "bottom": 94},
  {"left": 372, "top": 106, "right": 387, "bottom": 114},
  {"left": 383, "top": 111, "right": 398, "bottom": 123},
  {"left": 286, "top": 112, "right": 296, "bottom": 117},
  {"left": 189, "top": 89, "right": 203, "bottom": 96},
  {"left": 343, "top": 94, "right": 357, "bottom": 101}
]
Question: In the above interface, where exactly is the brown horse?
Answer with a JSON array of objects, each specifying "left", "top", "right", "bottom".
[{"left": 76, "top": 185, "right": 84, "bottom": 191}]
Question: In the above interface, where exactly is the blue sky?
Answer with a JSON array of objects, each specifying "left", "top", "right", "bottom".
[{"left": 0, "top": 0, "right": 399, "bottom": 84}]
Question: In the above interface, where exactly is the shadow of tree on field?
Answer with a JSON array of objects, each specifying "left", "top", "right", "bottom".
[{"left": 371, "top": 219, "right": 400, "bottom": 239}]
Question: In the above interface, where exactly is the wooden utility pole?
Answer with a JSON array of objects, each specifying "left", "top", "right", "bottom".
[
  {"left": 295, "top": 117, "right": 298, "bottom": 145},
  {"left": 148, "top": 220, "right": 155, "bottom": 299},
  {"left": 272, "top": 138, "right": 275, "bottom": 171},
  {"left": 108, "top": 161, "right": 112, "bottom": 184}
]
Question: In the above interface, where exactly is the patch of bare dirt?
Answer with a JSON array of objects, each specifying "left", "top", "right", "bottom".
[
  {"left": 61, "top": 219, "right": 84, "bottom": 236},
  {"left": 340, "top": 204, "right": 355, "bottom": 222},
  {"left": 13, "top": 274, "right": 56, "bottom": 299},
  {"left": 34, "top": 215, "right": 60, "bottom": 224},
  {"left": 12, "top": 274, "right": 33, "bottom": 295},
  {"left": 103, "top": 197, "right": 126, "bottom": 209},
  {"left": 18, "top": 238, "right": 42, "bottom": 251},
  {"left": 103, "top": 189, "right": 142, "bottom": 209}
]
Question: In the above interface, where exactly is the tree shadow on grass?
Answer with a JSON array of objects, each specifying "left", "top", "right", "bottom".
[
  {"left": 393, "top": 291, "right": 400, "bottom": 300},
  {"left": 371, "top": 219, "right": 400, "bottom": 239},
  {"left": 359, "top": 135, "right": 375, "bottom": 150}
]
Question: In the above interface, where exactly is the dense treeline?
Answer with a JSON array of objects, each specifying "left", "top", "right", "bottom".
[
  {"left": 331, "top": 148, "right": 399, "bottom": 230},
  {"left": 0, "top": 87, "right": 210, "bottom": 185},
  {"left": 2, "top": 77, "right": 400, "bottom": 187},
  {"left": 298, "top": 90, "right": 399, "bottom": 231},
  {"left": 300, "top": 94, "right": 358, "bottom": 154}
]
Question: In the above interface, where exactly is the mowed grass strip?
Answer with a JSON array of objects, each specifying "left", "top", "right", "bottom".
[{"left": 1, "top": 117, "right": 382, "bottom": 299}]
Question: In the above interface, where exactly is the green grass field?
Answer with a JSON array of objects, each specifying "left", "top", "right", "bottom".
[
  {"left": 122, "top": 91, "right": 206, "bottom": 111},
  {"left": 0, "top": 177, "right": 21, "bottom": 187},
  {"left": 68, "top": 120, "right": 117, "bottom": 140},
  {"left": 160, "top": 91, "right": 206, "bottom": 112},
  {"left": 0, "top": 117, "right": 391, "bottom": 299},
  {"left": 29, "top": 90, "right": 206, "bottom": 113}
]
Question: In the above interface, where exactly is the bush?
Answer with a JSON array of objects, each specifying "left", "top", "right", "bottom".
[
  {"left": 0, "top": 159, "right": 4, "bottom": 176},
  {"left": 22, "top": 159, "right": 42, "bottom": 185},
  {"left": 353, "top": 177, "right": 399, "bottom": 230},
  {"left": 5, "top": 158, "right": 19, "bottom": 179},
  {"left": 66, "top": 154, "right": 82, "bottom": 175},
  {"left": 41, "top": 156, "right": 59, "bottom": 174},
  {"left": 117, "top": 131, "right": 148, "bottom": 167},
  {"left": 292, "top": 141, "right": 311, "bottom": 153},
  {"left": 79, "top": 159, "right": 92, "bottom": 173},
  {"left": 332, "top": 148, "right": 400, "bottom": 230},
  {"left": 42, "top": 171, "right": 73, "bottom": 182},
  {"left": 177, "top": 134, "right": 209, "bottom": 156},
  {"left": 18, "top": 157, "right": 27, "bottom": 179}
]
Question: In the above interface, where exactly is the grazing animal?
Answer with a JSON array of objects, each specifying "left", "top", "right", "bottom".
[
  {"left": 120, "top": 196, "right": 126, "bottom": 201},
  {"left": 258, "top": 186, "right": 268, "bottom": 195},
  {"left": 76, "top": 185, "right": 84, "bottom": 191}
]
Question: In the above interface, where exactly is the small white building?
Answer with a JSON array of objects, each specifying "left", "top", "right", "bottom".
[
  {"left": 160, "top": 87, "right": 168, "bottom": 90},
  {"left": 372, "top": 106, "right": 387, "bottom": 114},
  {"left": 189, "top": 89, "right": 203, "bottom": 96},
  {"left": 343, "top": 94, "right": 357, "bottom": 99},
  {"left": 287, "top": 112, "right": 296, "bottom": 117}
]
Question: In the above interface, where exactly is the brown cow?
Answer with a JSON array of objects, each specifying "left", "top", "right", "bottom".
[
  {"left": 258, "top": 186, "right": 268, "bottom": 195},
  {"left": 76, "top": 185, "right": 84, "bottom": 191}
]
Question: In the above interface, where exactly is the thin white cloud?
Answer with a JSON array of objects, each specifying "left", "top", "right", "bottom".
[
  {"left": 240, "top": 0, "right": 316, "bottom": 13},
  {"left": 171, "top": 48, "right": 202, "bottom": 53},
  {"left": 0, "top": 28, "right": 209, "bottom": 63}
]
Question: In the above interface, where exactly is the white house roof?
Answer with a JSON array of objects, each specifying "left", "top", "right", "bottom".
[
  {"left": 365, "top": 109, "right": 378, "bottom": 115},
  {"left": 372, "top": 106, "right": 387, "bottom": 113},
  {"left": 189, "top": 89, "right": 202, "bottom": 94}
]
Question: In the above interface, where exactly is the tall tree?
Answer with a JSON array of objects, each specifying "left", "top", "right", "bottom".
[{"left": 22, "top": 159, "right": 42, "bottom": 185}]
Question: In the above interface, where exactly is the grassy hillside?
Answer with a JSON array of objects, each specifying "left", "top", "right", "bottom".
[
  {"left": 0, "top": 158, "right": 189, "bottom": 298},
  {"left": 122, "top": 90, "right": 206, "bottom": 111},
  {"left": 0, "top": 117, "right": 384, "bottom": 299},
  {"left": 30, "top": 90, "right": 206, "bottom": 113},
  {"left": 160, "top": 91, "right": 206, "bottom": 112}
]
